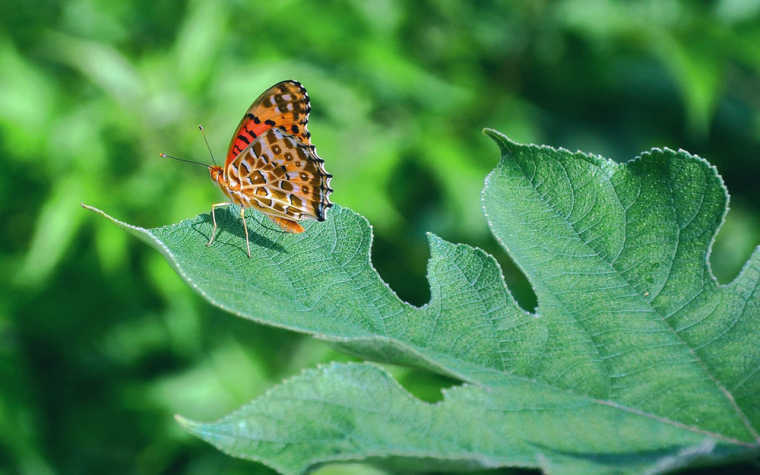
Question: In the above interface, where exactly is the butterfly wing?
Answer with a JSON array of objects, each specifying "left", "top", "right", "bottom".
[
  {"left": 226, "top": 80, "right": 312, "bottom": 166},
  {"left": 225, "top": 128, "right": 332, "bottom": 228}
]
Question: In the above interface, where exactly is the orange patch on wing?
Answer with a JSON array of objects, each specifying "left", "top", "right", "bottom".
[
  {"left": 270, "top": 216, "right": 304, "bottom": 233},
  {"left": 225, "top": 80, "right": 312, "bottom": 165}
]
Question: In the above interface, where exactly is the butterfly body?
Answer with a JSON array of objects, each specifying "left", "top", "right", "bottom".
[{"left": 206, "top": 80, "right": 332, "bottom": 256}]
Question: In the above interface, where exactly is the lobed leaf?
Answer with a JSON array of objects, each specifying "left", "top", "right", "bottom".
[{"left": 84, "top": 129, "right": 760, "bottom": 473}]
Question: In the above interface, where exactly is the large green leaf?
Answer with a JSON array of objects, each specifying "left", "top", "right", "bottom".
[{"left": 84, "top": 129, "right": 760, "bottom": 473}]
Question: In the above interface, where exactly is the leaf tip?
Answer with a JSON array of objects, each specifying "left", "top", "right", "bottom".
[
  {"left": 425, "top": 233, "right": 456, "bottom": 260},
  {"left": 425, "top": 231, "right": 443, "bottom": 245},
  {"left": 79, "top": 203, "right": 150, "bottom": 238},
  {"left": 482, "top": 127, "right": 503, "bottom": 140},
  {"left": 81, "top": 203, "right": 112, "bottom": 220},
  {"left": 174, "top": 414, "right": 202, "bottom": 433},
  {"left": 80, "top": 203, "right": 113, "bottom": 221},
  {"left": 482, "top": 128, "right": 517, "bottom": 157}
]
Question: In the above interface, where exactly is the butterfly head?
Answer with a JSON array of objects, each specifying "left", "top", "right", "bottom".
[{"left": 209, "top": 165, "right": 224, "bottom": 184}]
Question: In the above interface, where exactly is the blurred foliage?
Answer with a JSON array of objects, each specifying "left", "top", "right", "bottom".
[{"left": 0, "top": 0, "right": 758, "bottom": 474}]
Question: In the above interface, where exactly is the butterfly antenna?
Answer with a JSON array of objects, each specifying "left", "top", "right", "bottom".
[
  {"left": 198, "top": 124, "right": 217, "bottom": 166},
  {"left": 159, "top": 153, "right": 210, "bottom": 168}
]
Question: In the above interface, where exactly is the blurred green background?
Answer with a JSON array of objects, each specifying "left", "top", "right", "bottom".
[{"left": 2, "top": 0, "right": 760, "bottom": 473}]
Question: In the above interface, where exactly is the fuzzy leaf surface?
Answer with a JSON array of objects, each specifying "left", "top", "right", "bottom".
[{"left": 85, "top": 129, "right": 760, "bottom": 473}]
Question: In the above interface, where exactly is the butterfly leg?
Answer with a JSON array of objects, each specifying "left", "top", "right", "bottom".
[
  {"left": 207, "top": 202, "right": 232, "bottom": 247},
  {"left": 241, "top": 207, "right": 251, "bottom": 258}
]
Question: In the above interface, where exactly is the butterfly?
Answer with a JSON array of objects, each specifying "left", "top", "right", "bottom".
[{"left": 205, "top": 80, "right": 333, "bottom": 257}]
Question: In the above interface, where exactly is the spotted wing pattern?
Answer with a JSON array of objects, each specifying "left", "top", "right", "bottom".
[
  {"left": 226, "top": 80, "right": 312, "bottom": 165},
  {"left": 223, "top": 128, "right": 332, "bottom": 227}
]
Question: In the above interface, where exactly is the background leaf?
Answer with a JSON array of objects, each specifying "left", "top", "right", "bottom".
[
  {"left": 85, "top": 130, "right": 760, "bottom": 473},
  {"left": 4, "top": 2, "right": 760, "bottom": 473}
]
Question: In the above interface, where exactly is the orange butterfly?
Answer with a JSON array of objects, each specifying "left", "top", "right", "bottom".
[{"left": 204, "top": 80, "right": 333, "bottom": 257}]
